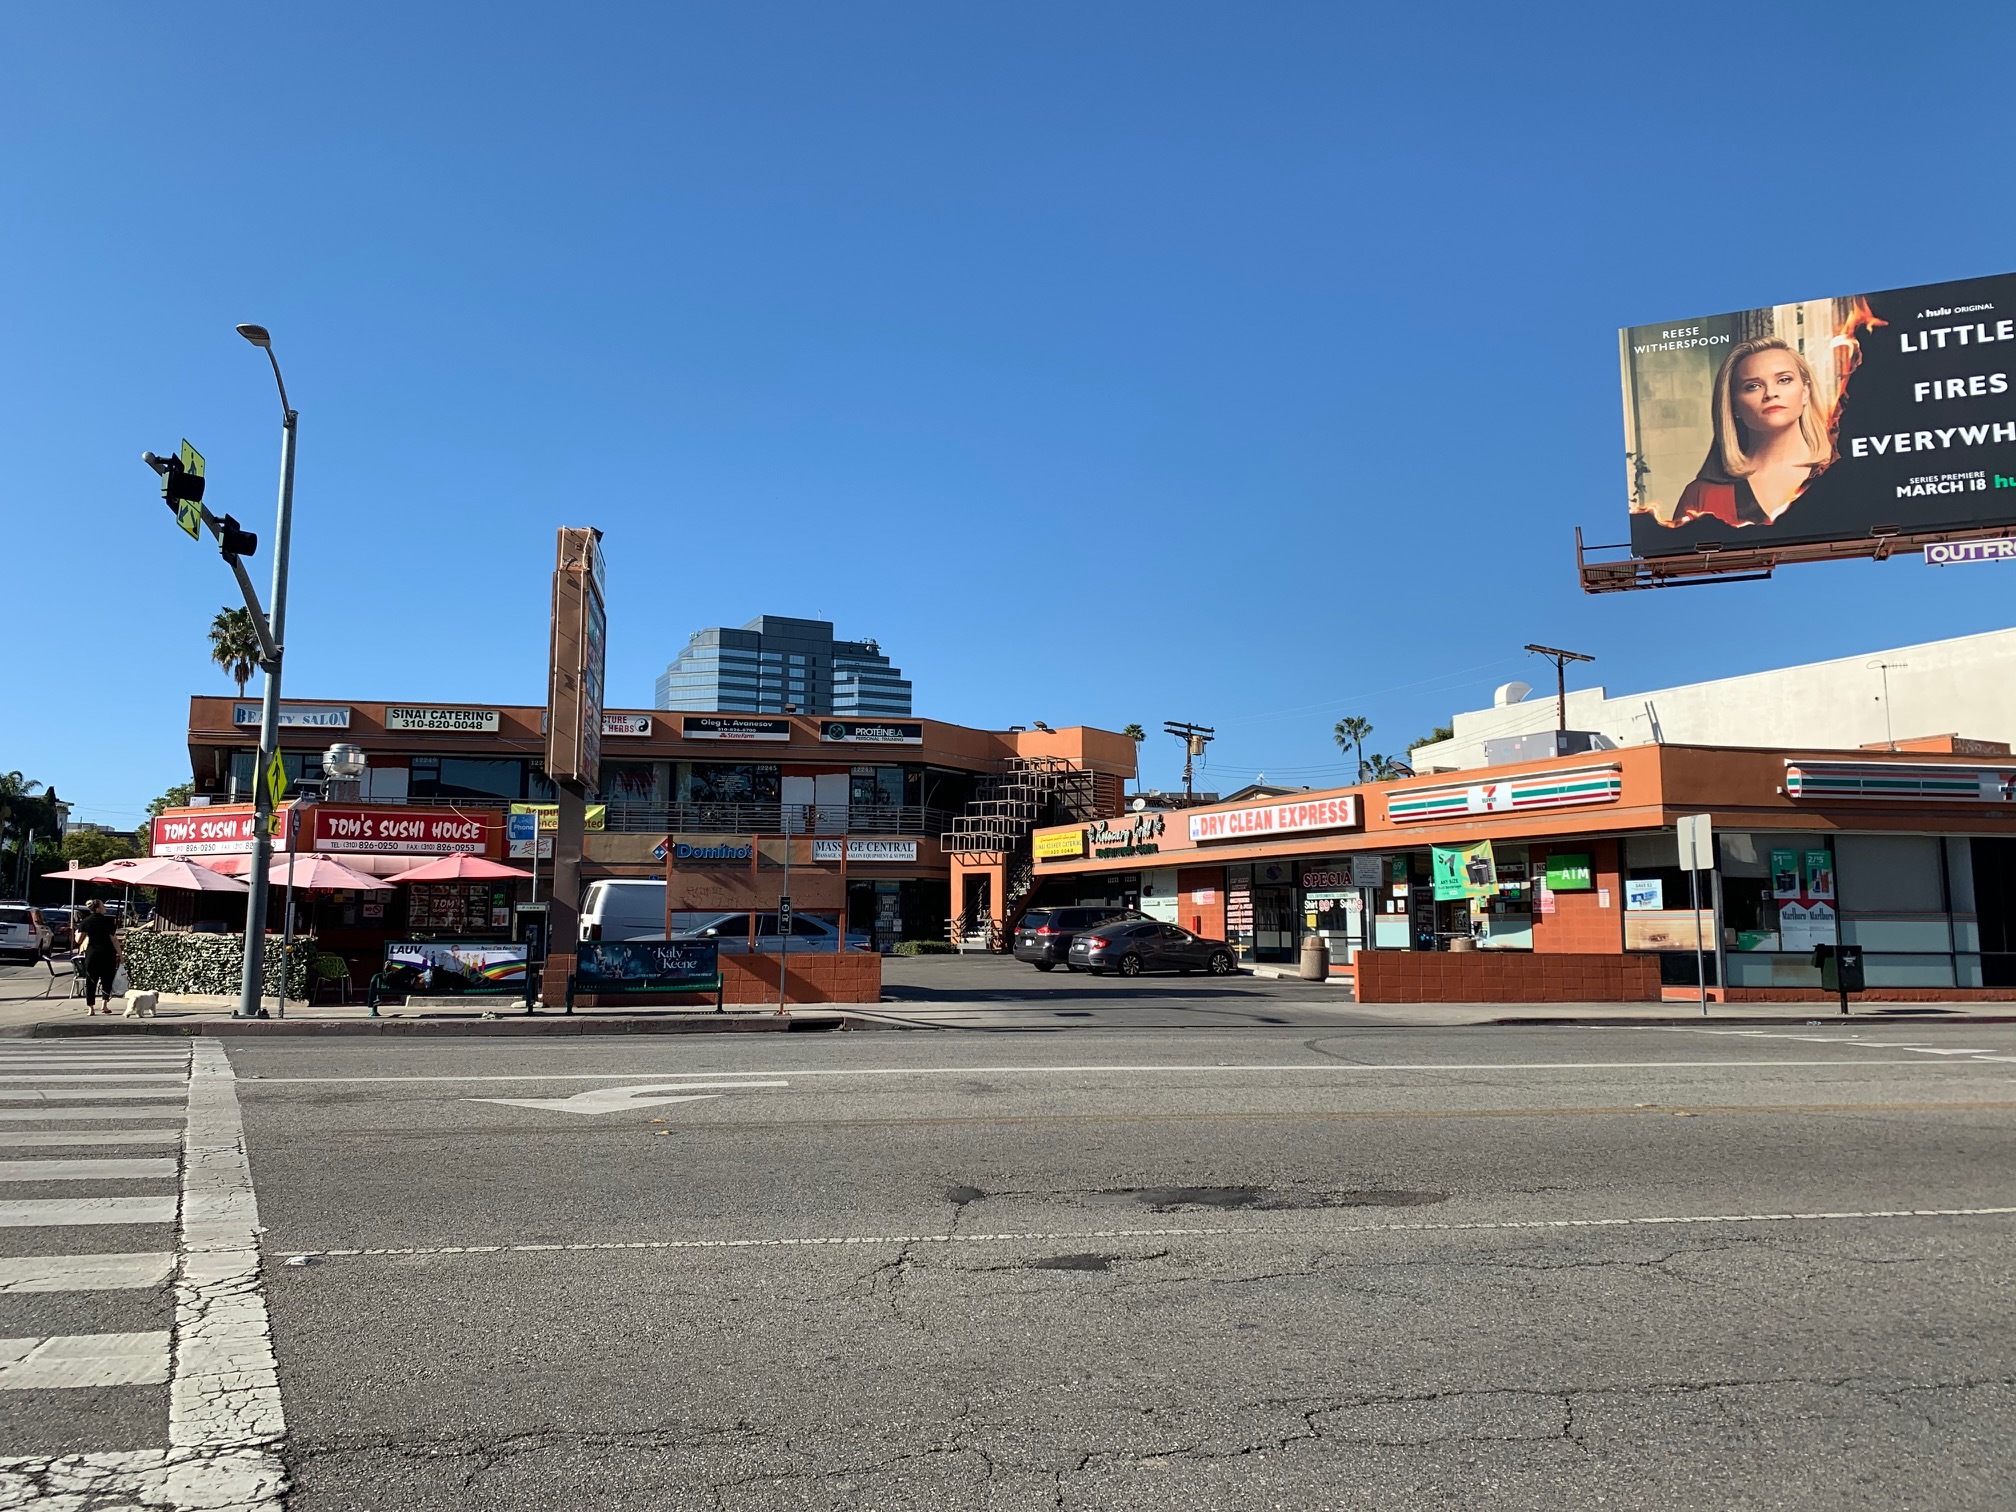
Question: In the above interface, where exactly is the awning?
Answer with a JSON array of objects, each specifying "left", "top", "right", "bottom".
[{"left": 198, "top": 852, "right": 447, "bottom": 879}]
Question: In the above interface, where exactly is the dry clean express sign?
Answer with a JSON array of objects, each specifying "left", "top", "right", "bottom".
[{"left": 1187, "top": 795, "right": 1360, "bottom": 843}]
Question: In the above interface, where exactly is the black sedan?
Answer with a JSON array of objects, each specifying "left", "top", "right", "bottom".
[{"left": 1066, "top": 920, "right": 1236, "bottom": 977}]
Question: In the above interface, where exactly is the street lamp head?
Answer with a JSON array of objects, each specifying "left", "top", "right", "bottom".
[{"left": 235, "top": 324, "right": 273, "bottom": 348}]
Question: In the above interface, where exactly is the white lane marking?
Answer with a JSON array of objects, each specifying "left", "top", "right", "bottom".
[
  {"left": 0, "top": 1196, "right": 178, "bottom": 1227},
  {"left": 0, "top": 1252, "right": 175, "bottom": 1293},
  {"left": 1653, "top": 1027, "right": 2012, "bottom": 1061},
  {"left": 474, "top": 1080, "right": 790, "bottom": 1115},
  {"left": 0, "top": 1073, "right": 192, "bottom": 1082},
  {"left": 0, "top": 1447, "right": 283, "bottom": 1507},
  {"left": 0, "top": 1158, "right": 179, "bottom": 1182},
  {"left": 0, "top": 1331, "right": 170, "bottom": 1388},
  {"left": 0, "top": 1129, "right": 184, "bottom": 1147},
  {"left": 0, "top": 1088, "right": 190, "bottom": 1102},
  {"left": 0, "top": 1106, "right": 185, "bottom": 1122},
  {"left": 255, "top": 1058, "right": 1997, "bottom": 1086},
  {"left": 289, "top": 1205, "right": 2016, "bottom": 1262},
  {"left": 171, "top": 1040, "right": 286, "bottom": 1490}
]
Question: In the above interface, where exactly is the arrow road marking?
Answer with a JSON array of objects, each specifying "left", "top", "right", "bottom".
[{"left": 473, "top": 1081, "right": 788, "bottom": 1115}]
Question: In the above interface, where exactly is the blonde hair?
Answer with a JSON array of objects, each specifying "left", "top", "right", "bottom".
[{"left": 1698, "top": 337, "right": 1835, "bottom": 482}]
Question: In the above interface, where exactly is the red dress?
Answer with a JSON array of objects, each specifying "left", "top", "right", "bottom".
[{"left": 1671, "top": 478, "right": 1770, "bottom": 528}]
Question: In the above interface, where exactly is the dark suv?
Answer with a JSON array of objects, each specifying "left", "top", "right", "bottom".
[{"left": 1012, "top": 907, "right": 1139, "bottom": 971}]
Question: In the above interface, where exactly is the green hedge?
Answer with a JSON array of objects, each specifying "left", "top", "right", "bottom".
[
  {"left": 891, "top": 939, "right": 956, "bottom": 956},
  {"left": 122, "top": 929, "right": 316, "bottom": 999}
]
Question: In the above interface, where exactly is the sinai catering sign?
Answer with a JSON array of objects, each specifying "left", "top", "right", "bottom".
[{"left": 1188, "top": 796, "right": 1359, "bottom": 843}]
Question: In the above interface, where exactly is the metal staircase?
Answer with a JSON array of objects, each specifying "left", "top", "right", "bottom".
[{"left": 941, "top": 757, "right": 1102, "bottom": 949}]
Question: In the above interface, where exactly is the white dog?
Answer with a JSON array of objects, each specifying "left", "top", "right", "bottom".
[{"left": 122, "top": 991, "right": 159, "bottom": 1019}]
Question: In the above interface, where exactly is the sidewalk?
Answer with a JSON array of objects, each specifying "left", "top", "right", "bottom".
[{"left": 0, "top": 973, "right": 859, "bottom": 1038}]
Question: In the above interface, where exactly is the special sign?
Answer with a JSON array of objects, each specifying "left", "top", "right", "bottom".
[{"left": 311, "top": 807, "right": 491, "bottom": 855}]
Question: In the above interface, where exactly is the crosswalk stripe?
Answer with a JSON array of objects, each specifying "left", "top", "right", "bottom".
[
  {"left": 0, "top": 1057, "right": 190, "bottom": 1066},
  {"left": 0, "top": 1159, "right": 179, "bottom": 1182},
  {"left": 0, "top": 1196, "right": 178, "bottom": 1227},
  {"left": 0, "top": 1089, "right": 189, "bottom": 1102},
  {"left": 0, "top": 1129, "right": 183, "bottom": 1147},
  {"left": 0, "top": 1332, "right": 171, "bottom": 1388},
  {"left": 0, "top": 1074, "right": 192, "bottom": 1083},
  {"left": 0, "top": 1253, "right": 175, "bottom": 1293},
  {"left": 0, "top": 1107, "right": 186, "bottom": 1122}
]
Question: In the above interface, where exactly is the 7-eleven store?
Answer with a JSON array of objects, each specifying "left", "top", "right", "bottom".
[{"left": 1025, "top": 741, "right": 2016, "bottom": 1004}]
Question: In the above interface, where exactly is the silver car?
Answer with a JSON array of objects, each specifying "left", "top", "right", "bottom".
[
  {"left": 677, "top": 911, "right": 873, "bottom": 954},
  {"left": 0, "top": 904, "right": 41, "bottom": 962}
]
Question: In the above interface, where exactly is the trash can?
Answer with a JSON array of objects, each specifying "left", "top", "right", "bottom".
[{"left": 1299, "top": 934, "right": 1330, "bottom": 981}]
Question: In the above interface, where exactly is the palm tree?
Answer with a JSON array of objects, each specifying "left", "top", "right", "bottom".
[
  {"left": 208, "top": 608, "right": 262, "bottom": 696},
  {"left": 1121, "top": 723, "right": 1146, "bottom": 743},
  {"left": 1332, "top": 716, "right": 1373, "bottom": 782},
  {"left": 1362, "top": 752, "right": 1414, "bottom": 782}
]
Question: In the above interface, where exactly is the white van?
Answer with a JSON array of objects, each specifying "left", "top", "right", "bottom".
[{"left": 579, "top": 880, "right": 669, "bottom": 942}]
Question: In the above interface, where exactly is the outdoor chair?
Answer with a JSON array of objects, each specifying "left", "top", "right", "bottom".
[{"left": 311, "top": 952, "right": 353, "bottom": 1005}]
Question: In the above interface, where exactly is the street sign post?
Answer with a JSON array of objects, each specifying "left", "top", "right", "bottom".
[
  {"left": 1677, "top": 814, "right": 1714, "bottom": 1015},
  {"left": 265, "top": 750, "right": 289, "bottom": 807},
  {"left": 174, "top": 441, "right": 205, "bottom": 539}
]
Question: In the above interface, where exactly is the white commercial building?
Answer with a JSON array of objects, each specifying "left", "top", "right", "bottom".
[{"left": 1412, "top": 627, "right": 2016, "bottom": 772}]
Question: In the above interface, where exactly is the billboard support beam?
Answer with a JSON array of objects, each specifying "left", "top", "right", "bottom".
[{"left": 1575, "top": 521, "right": 2016, "bottom": 594}]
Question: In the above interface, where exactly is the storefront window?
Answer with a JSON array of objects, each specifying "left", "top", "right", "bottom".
[
  {"left": 850, "top": 766, "right": 904, "bottom": 809},
  {"left": 685, "top": 764, "right": 781, "bottom": 804},
  {"left": 602, "top": 761, "right": 661, "bottom": 803},
  {"left": 410, "top": 757, "right": 525, "bottom": 802}
]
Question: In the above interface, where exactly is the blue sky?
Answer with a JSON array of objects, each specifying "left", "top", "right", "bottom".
[{"left": 8, "top": 1, "right": 2016, "bottom": 824}]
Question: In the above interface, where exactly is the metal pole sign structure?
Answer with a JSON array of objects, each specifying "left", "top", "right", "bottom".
[{"left": 1677, "top": 813, "right": 1714, "bottom": 1016}]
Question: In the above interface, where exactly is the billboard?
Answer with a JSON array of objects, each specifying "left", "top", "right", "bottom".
[{"left": 1621, "top": 271, "right": 2016, "bottom": 558}]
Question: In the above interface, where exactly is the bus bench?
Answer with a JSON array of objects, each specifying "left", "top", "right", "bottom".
[{"left": 566, "top": 940, "right": 724, "bottom": 1014}]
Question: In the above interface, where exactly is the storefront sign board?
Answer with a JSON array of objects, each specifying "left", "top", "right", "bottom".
[
  {"left": 602, "top": 714, "right": 653, "bottom": 736},
  {"left": 312, "top": 806, "right": 492, "bottom": 855},
  {"left": 1544, "top": 854, "right": 1594, "bottom": 891},
  {"left": 233, "top": 703, "right": 351, "bottom": 729},
  {"left": 385, "top": 706, "right": 500, "bottom": 734},
  {"left": 1783, "top": 760, "right": 2016, "bottom": 802},
  {"left": 820, "top": 721, "right": 924, "bottom": 745},
  {"left": 811, "top": 838, "right": 919, "bottom": 863},
  {"left": 1388, "top": 766, "right": 1623, "bottom": 823},
  {"left": 151, "top": 807, "right": 294, "bottom": 856},
  {"left": 509, "top": 803, "right": 607, "bottom": 833},
  {"left": 1624, "top": 878, "right": 1664, "bottom": 911},
  {"left": 1089, "top": 813, "right": 1165, "bottom": 859},
  {"left": 669, "top": 840, "right": 754, "bottom": 863},
  {"left": 1188, "top": 796, "right": 1359, "bottom": 843},
  {"left": 684, "top": 716, "right": 791, "bottom": 742},
  {"left": 1035, "top": 830, "right": 1085, "bottom": 860}
]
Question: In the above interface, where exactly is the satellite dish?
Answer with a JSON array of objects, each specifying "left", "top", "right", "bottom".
[{"left": 1493, "top": 680, "right": 1532, "bottom": 707}]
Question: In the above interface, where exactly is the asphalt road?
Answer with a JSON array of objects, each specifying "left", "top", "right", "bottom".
[{"left": 4, "top": 1022, "right": 2015, "bottom": 1509}]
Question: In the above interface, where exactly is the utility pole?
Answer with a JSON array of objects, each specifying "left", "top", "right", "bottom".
[
  {"left": 1867, "top": 659, "right": 1908, "bottom": 751},
  {"left": 1524, "top": 644, "right": 1594, "bottom": 735},
  {"left": 1162, "top": 721, "right": 1215, "bottom": 803}
]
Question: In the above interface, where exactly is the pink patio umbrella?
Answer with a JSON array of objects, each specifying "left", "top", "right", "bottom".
[
  {"left": 385, "top": 852, "right": 535, "bottom": 884},
  {"left": 70, "top": 856, "right": 250, "bottom": 892},
  {"left": 206, "top": 853, "right": 395, "bottom": 891}
]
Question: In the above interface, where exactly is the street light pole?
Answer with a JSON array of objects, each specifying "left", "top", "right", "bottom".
[{"left": 234, "top": 324, "right": 296, "bottom": 1020}]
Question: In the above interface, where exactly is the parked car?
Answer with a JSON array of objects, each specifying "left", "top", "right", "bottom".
[
  {"left": 0, "top": 904, "right": 40, "bottom": 962},
  {"left": 1012, "top": 906, "right": 1141, "bottom": 971},
  {"left": 676, "top": 911, "right": 873, "bottom": 954},
  {"left": 580, "top": 879, "right": 671, "bottom": 941},
  {"left": 1067, "top": 920, "right": 1236, "bottom": 977},
  {"left": 37, "top": 907, "right": 74, "bottom": 951}
]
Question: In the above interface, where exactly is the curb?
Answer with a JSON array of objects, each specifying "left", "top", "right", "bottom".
[
  {"left": 1484, "top": 1013, "right": 2016, "bottom": 1028},
  {"left": 7, "top": 1013, "right": 863, "bottom": 1039}
]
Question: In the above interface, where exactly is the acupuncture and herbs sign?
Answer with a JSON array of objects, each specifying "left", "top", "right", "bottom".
[{"left": 1620, "top": 270, "right": 2016, "bottom": 557}]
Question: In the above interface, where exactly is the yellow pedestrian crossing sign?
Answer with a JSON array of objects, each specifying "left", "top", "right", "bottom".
[
  {"left": 174, "top": 441, "right": 205, "bottom": 540},
  {"left": 265, "top": 750, "right": 288, "bottom": 807}
]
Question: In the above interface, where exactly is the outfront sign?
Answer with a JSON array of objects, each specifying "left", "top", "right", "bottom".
[
  {"left": 820, "top": 721, "right": 923, "bottom": 745},
  {"left": 683, "top": 716, "right": 791, "bottom": 742},
  {"left": 1188, "top": 795, "right": 1359, "bottom": 843},
  {"left": 151, "top": 807, "right": 293, "bottom": 857},
  {"left": 1925, "top": 537, "right": 2016, "bottom": 566},
  {"left": 811, "top": 838, "right": 919, "bottom": 863},
  {"left": 384, "top": 706, "right": 500, "bottom": 733},
  {"left": 232, "top": 703, "right": 352, "bottom": 729},
  {"left": 312, "top": 806, "right": 492, "bottom": 855}
]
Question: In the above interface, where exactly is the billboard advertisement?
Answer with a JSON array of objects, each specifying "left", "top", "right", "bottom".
[
  {"left": 1621, "top": 270, "right": 2016, "bottom": 557},
  {"left": 545, "top": 526, "right": 606, "bottom": 787}
]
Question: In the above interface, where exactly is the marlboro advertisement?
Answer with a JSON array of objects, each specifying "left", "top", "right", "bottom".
[{"left": 1621, "top": 270, "right": 2016, "bottom": 557}]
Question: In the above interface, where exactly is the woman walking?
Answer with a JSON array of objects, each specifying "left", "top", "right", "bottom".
[{"left": 74, "top": 899, "right": 122, "bottom": 1014}]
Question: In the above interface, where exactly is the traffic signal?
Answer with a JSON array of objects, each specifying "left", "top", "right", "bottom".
[{"left": 217, "top": 514, "right": 259, "bottom": 559}]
